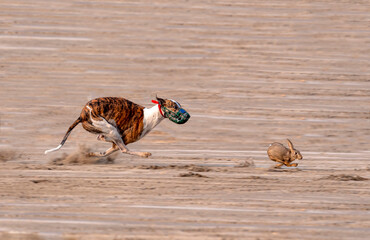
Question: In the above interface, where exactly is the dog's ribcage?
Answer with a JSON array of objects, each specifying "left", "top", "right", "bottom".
[{"left": 80, "top": 97, "right": 145, "bottom": 145}]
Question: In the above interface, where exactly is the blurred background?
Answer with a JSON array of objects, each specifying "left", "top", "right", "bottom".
[
  {"left": 1, "top": 1, "right": 369, "bottom": 239},
  {"left": 0, "top": 0, "right": 369, "bottom": 164}
]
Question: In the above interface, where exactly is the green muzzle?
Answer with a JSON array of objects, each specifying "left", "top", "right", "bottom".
[{"left": 162, "top": 107, "right": 190, "bottom": 124}]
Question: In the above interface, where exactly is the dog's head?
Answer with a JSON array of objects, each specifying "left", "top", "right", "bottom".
[{"left": 155, "top": 96, "right": 190, "bottom": 124}]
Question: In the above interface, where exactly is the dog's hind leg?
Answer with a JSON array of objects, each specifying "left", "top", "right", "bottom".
[
  {"left": 88, "top": 135, "right": 119, "bottom": 157},
  {"left": 96, "top": 134, "right": 112, "bottom": 142},
  {"left": 89, "top": 143, "right": 119, "bottom": 157},
  {"left": 86, "top": 106, "right": 151, "bottom": 158},
  {"left": 96, "top": 136, "right": 151, "bottom": 158},
  {"left": 90, "top": 123, "right": 151, "bottom": 158}
]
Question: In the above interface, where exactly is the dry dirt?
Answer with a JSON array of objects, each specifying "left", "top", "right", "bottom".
[{"left": 0, "top": 0, "right": 369, "bottom": 239}]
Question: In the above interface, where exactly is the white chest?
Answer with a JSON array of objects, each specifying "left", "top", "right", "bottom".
[{"left": 141, "top": 105, "right": 164, "bottom": 138}]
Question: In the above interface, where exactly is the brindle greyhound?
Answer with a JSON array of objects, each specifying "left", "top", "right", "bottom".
[{"left": 45, "top": 96, "right": 190, "bottom": 158}]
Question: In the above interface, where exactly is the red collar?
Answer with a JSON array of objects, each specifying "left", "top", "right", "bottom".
[{"left": 151, "top": 100, "right": 165, "bottom": 117}]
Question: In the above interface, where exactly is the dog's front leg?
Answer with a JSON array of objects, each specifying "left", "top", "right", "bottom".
[{"left": 114, "top": 138, "right": 151, "bottom": 158}]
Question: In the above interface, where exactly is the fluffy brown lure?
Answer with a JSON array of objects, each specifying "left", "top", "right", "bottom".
[{"left": 267, "top": 139, "right": 303, "bottom": 168}]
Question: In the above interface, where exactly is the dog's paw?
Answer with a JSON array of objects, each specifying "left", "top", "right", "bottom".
[
  {"left": 140, "top": 152, "right": 152, "bottom": 158},
  {"left": 87, "top": 152, "right": 102, "bottom": 157}
]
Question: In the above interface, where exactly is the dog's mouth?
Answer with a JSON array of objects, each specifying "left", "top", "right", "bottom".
[{"left": 163, "top": 107, "right": 190, "bottom": 124}]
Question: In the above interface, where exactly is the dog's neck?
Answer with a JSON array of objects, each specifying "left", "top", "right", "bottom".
[{"left": 141, "top": 104, "right": 165, "bottom": 138}]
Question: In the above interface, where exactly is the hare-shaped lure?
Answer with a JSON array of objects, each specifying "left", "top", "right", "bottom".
[{"left": 267, "top": 139, "right": 303, "bottom": 168}]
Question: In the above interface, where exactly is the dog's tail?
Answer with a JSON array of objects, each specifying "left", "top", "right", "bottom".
[{"left": 44, "top": 117, "right": 82, "bottom": 154}]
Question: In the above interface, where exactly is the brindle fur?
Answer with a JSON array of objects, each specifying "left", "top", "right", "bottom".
[
  {"left": 80, "top": 97, "right": 144, "bottom": 145},
  {"left": 45, "top": 96, "right": 187, "bottom": 158},
  {"left": 267, "top": 139, "right": 303, "bottom": 168}
]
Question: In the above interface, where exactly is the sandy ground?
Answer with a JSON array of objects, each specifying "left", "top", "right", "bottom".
[{"left": 0, "top": 0, "right": 369, "bottom": 239}]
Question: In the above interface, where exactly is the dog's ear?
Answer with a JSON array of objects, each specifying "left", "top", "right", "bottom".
[{"left": 156, "top": 95, "right": 166, "bottom": 106}]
